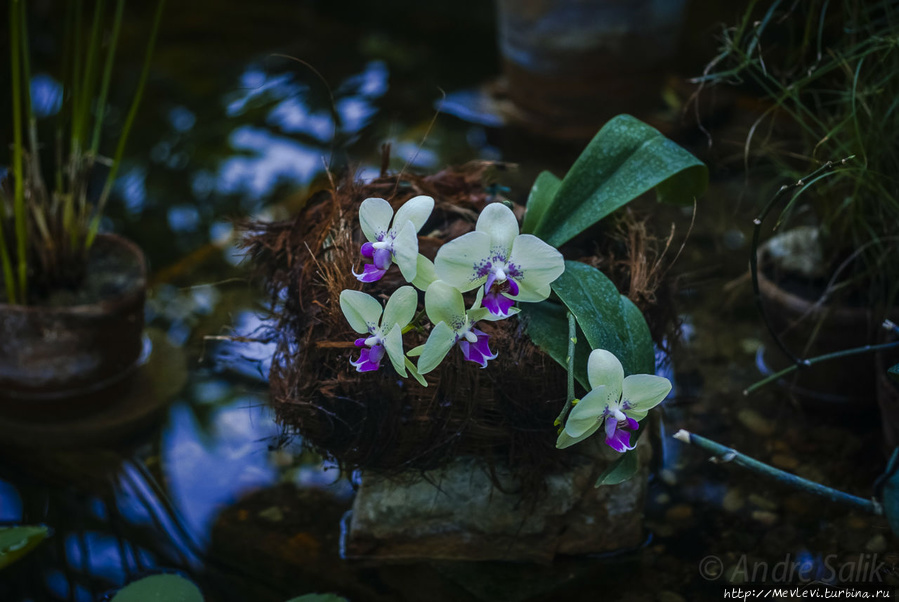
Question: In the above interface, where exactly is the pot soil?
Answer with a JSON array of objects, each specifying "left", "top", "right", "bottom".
[
  {"left": 0, "top": 234, "right": 147, "bottom": 418},
  {"left": 757, "top": 229, "right": 899, "bottom": 410}
]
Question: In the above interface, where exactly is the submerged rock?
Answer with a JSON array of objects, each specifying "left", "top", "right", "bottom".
[{"left": 346, "top": 440, "right": 651, "bottom": 562}]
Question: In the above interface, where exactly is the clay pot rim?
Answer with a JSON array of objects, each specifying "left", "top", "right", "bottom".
[
  {"left": 758, "top": 241, "right": 899, "bottom": 326},
  {"left": 0, "top": 234, "right": 147, "bottom": 316}
]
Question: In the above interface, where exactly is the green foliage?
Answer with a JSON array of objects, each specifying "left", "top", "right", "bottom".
[
  {"left": 520, "top": 115, "right": 704, "bottom": 385},
  {"left": 522, "top": 261, "right": 655, "bottom": 387},
  {"left": 0, "top": 525, "right": 50, "bottom": 570},
  {"left": 110, "top": 574, "right": 204, "bottom": 602},
  {"left": 523, "top": 114, "right": 707, "bottom": 248},
  {"left": 700, "top": 0, "right": 899, "bottom": 310},
  {"left": 1, "top": 0, "right": 165, "bottom": 304},
  {"left": 595, "top": 449, "right": 640, "bottom": 487}
]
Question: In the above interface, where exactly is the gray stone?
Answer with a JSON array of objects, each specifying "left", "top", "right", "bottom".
[{"left": 346, "top": 439, "right": 651, "bottom": 562}]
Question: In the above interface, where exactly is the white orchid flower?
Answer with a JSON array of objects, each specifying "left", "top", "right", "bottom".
[
  {"left": 354, "top": 195, "right": 434, "bottom": 283},
  {"left": 434, "top": 203, "right": 564, "bottom": 317},
  {"left": 339, "top": 286, "right": 425, "bottom": 385},
  {"left": 556, "top": 349, "right": 670, "bottom": 452},
  {"left": 412, "top": 280, "right": 513, "bottom": 374}
]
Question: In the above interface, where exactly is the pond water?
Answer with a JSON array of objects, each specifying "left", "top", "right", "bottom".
[{"left": 0, "top": 1, "right": 895, "bottom": 601}]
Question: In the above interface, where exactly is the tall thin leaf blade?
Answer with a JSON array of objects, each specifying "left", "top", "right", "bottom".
[{"left": 531, "top": 114, "right": 707, "bottom": 247}]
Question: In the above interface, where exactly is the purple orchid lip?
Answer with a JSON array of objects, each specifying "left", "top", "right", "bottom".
[
  {"left": 482, "top": 277, "right": 520, "bottom": 317},
  {"left": 459, "top": 328, "right": 497, "bottom": 368},
  {"left": 351, "top": 343, "right": 385, "bottom": 372},
  {"left": 356, "top": 241, "right": 393, "bottom": 283},
  {"left": 354, "top": 263, "right": 387, "bottom": 283},
  {"left": 604, "top": 417, "right": 638, "bottom": 453}
]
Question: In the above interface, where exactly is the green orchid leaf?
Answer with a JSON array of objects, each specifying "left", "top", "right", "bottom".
[
  {"left": 595, "top": 449, "right": 640, "bottom": 487},
  {"left": 522, "top": 170, "right": 562, "bottom": 234},
  {"left": 888, "top": 363, "right": 899, "bottom": 385},
  {"left": 0, "top": 525, "right": 50, "bottom": 570},
  {"left": 519, "top": 300, "right": 590, "bottom": 389},
  {"left": 284, "top": 595, "right": 348, "bottom": 602},
  {"left": 877, "top": 448, "right": 899, "bottom": 536},
  {"left": 110, "top": 573, "right": 204, "bottom": 602},
  {"left": 529, "top": 114, "right": 708, "bottom": 247},
  {"left": 551, "top": 261, "right": 654, "bottom": 376}
]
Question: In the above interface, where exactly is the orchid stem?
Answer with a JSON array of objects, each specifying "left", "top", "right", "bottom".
[
  {"left": 555, "top": 312, "right": 577, "bottom": 427},
  {"left": 673, "top": 429, "right": 881, "bottom": 515},
  {"left": 744, "top": 338, "right": 899, "bottom": 395}
]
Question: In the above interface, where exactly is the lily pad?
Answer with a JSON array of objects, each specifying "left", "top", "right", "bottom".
[
  {"left": 110, "top": 574, "right": 204, "bottom": 602},
  {"left": 0, "top": 524, "right": 50, "bottom": 570}
]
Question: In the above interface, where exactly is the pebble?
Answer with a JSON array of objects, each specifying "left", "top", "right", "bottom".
[
  {"left": 783, "top": 495, "right": 809, "bottom": 515},
  {"left": 658, "top": 592, "right": 687, "bottom": 602},
  {"left": 737, "top": 409, "right": 776, "bottom": 437},
  {"left": 655, "top": 493, "right": 671, "bottom": 505},
  {"left": 723, "top": 489, "right": 745, "bottom": 513},
  {"left": 659, "top": 469, "right": 678, "bottom": 486},
  {"left": 748, "top": 493, "right": 778, "bottom": 511},
  {"left": 665, "top": 504, "right": 694, "bottom": 521},
  {"left": 847, "top": 516, "right": 868, "bottom": 530},
  {"left": 751, "top": 510, "right": 778, "bottom": 526},
  {"left": 771, "top": 454, "right": 799, "bottom": 470},
  {"left": 866, "top": 534, "right": 888, "bottom": 553},
  {"left": 258, "top": 506, "right": 285, "bottom": 522}
]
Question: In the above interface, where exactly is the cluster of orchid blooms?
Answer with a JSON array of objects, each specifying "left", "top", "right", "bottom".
[{"left": 339, "top": 195, "right": 670, "bottom": 453}]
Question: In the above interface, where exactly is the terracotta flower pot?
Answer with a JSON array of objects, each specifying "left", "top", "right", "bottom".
[
  {"left": 0, "top": 234, "right": 147, "bottom": 417},
  {"left": 756, "top": 235, "right": 898, "bottom": 411}
]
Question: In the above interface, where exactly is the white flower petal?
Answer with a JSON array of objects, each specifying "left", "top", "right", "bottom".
[
  {"left": 476, "top": 203, "right": 519, "bottom": 256},
  {"left": 393, "top": 195, "right": 435, "bottom": 234},
  {"left": 383, "top": 325, "right": 408, "bottom": 377},
  {"left": 417, "top": 321, "right": 456, "bottom": 374},
  {"left": 434, "top": 231, "right": 491, "bottom": 292},
  {"left": 621, "top": 374, "right": 671, "bottom": 420},
  {"left": 556, "top": 425, "right": 603, "bottom": 450},
  {"left": 424, "top": 280, "right": 466, "bottom": 327},
  {"left": 508, "top": 234, "right": 565, "bottom": 302},
  {"left": 359, "top": 197, "right": 394, "bottom": 242},
  {"left": 392, "top": 220, "right": 420, "bottom": 282},
  {"left": 563, "top": 386, "right": 609, "bottom": 438},
  {"left": 411, "top": 254, "right": 438, "bottom": 291},
  {"left": 587, "top": 349, "right": 624, "bottom": 399},
  {"left": 381, "top": 286, "right": 418, "bottom": 333},
  {"left": 339, "top": 290, "right": 383, "bottom": 334},
  {"left": 469, "top": 306, "right": 519, "bottom": 322}
]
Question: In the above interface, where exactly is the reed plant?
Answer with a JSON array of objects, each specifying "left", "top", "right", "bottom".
[
  {"left": 1, "top": 0, "right": 165, "bottom": 304},
  {"left": 698, "top": 0, "right": 899, "bottom": 315}
]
